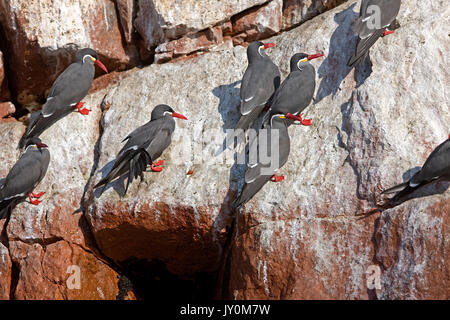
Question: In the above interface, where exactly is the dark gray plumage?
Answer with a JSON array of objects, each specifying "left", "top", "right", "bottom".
[
  {"left": 348, "top": 0, "right": 401, "bottom": 66},
  {"left": 382, "top": 136, "right": 450, "bottom": 201},
  {"left": 233, "top": 114, "right": 291, "bottom": 208},
  {"left": 231, "top": 41, "right": 280, "bottom": 142},
  {"left": 94, "top": 104, "right": 187, "bottom": 195},
  {"left": 18, "top": 48, "right": 108, "bottom": 149},
  {"left": 263, "top": 52, "right": 322, "bottom": 127},
  {"left": 0, "top": 137, "right": 50, "bottom": 216}
]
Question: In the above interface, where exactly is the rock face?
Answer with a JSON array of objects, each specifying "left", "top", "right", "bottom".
[
  {"left": 0, "top": 94, "right": 135, "bottom": 300},
  {"left": 225, "top": 0, "right": 449, "bottom": 299},
  {"left": 0, "top": 51, "right": 9, "bottom": 102},
  {"left": 0, "top": 0, "right": 135, "bottom": 109},
  {"left": 153, "top": 0, "right": 349, "bottom": 63},
  {"left": 0, "top": 0, "right": 448, "bottom": 300}
]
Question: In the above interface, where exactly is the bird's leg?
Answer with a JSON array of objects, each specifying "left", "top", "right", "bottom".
[
  {"left": 271, "top": 174, "right": 284, "bottom": 182},
  {"left": 382, "top": 30, "right": 395, "bottom": 37},
  {"left": 28, "top": 194, "right": 41, "bottom": 205},
  {"left": 32, "top": 192, "right": 45, "bottom": 198},
  {"left": 75, "top": 102, "right": 90, "bottom": 115},
  {"left": 150, "top": 160, "right": 165, "bottom": 172}
]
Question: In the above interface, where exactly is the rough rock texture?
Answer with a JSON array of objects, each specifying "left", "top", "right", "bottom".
[
  {"left": 0, "top": 0, "right": 448, "bottom": 300},
  {"left": 84, "top": 50, "right": 247, "bottom": 279},
  {"left": 0, "top": 92, "right": 136, "bottom": 299},
  {"left": 135, "top": 0, "right": 268, "bottom": 49},
  {"left": 0, "top": 51, "right": 9, "bottom": 101},
  {"left": 0, "top": 0, "right": 135, "bottom": 108},
  {"left": 0, "top": 101, "right": 15, "bottom": 120},
  {"left": 376, "top": 195, "right": 449, "bottom": 300},
  {"left": 154, "top": 0, "right": 349, "bottom": 63},
  {"left": 225, "top": 0, "right": 449, "bottom": 299},
  {"left": 0, "top": 242, "right": 11, "bottom": 299}
]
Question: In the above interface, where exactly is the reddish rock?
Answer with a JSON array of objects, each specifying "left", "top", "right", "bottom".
[
  {"left": 226, "top": 208, "right": 378, "bottom": 299},
  {"left": 0, "top": 91, "right": 137, "bottom": 300},
  {"left": 114, "top": 0, "right": 135, "bottom": 43},
  {"left": 232, "top": 0, "right": 282, "bottom": 43},
  {"left": 87, "top": 202, "right": 227, "bottom": 276},
  {"left": 0, "top": 243, "right": 11, "bottom": 299},
  {"left": 0, "top": 102, "right": 15, "bottom": 119},
  {"left": 9, "top": 240, "right": 135, "bottom": 300},
  {"left": 155, "top": 27, "right": 228, "bottom": 63},
  {"left": 0, "top": 0, "right": 133, "bottom": 108},
  {"left": 375, "top": 194, "right": 450, "bottom": 300},
  {"left": 0, "top": 51, "right": 10, "bottom": 102},
  {"left": 282, "top": 0, "right": 349, "bottom": 29}
]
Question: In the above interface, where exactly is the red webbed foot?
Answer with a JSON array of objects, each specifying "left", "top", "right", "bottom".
[
  {"left": 286, "top": 113, "right": 311, "bottom": 126},
  {"left": 150, "top": 160, "right": 165, "bottom": 172},
  {"left": 75, "top": 102, "right": 90, "bottom": 115},
  {"left": 28, "top": 194, "right": 41, "bottom": 205},
  {"left": 383, "top": 30, "right": 395, "bottom": 37},
  {"left": 271, "top": 174, "right": 284, "bottom": 182},
  {"left": 32, "top": 192, "right": 45, "bottom": 198}
]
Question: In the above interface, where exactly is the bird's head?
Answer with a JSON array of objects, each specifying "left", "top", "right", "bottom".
[
  {"left": 76, "top": 48, "right": 108, "bottom": 73},
  {"left": 290, "top": 52, "right": 324, "bottom": 71},
  {"left": 26, "top": 137, "right": 48, "bottom": 150},
  {"left": 151, "top": 104, "right": 188, "bottom": 121},
  {"left": 247, "top": 41, "right": 276, "bottom": 62}
]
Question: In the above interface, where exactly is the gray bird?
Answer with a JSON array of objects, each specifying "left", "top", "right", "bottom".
[
  {"left": 263, "top": 52, "right": 324, "bottom": 127},
  {"left": 382, "top": 135, "right": 450, "bottom": 201},
  {"left": 0, "top": 137, "right": 50, "bottom": 216},
  {"left": 18, "top": 48, "right": 108, "bottom": 149},
  {"left": 94, "top": 104, "right": 188, "bottom": 195},
  {"left": 235, "top": 41, "right": 280, "bottom": 132},
  {"left": 348, "top": 0, "right": 401, "bottom": 67},
  {"left": 233, "top": 114, "right": 290, "bottom": 208}
]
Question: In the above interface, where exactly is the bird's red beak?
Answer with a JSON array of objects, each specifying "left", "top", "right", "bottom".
[
  {"left": 94, "top": 59, "right": 108, "bottom": 73},
  {"left": 263, "top": 43, "right": 276, "bottom": 49},
  {"left": 37, "top": 142, "right": 48, "bottom": 148},
  {"left": 307, "top": 53, "right": 325, "bottom": 60},
  {"left": 171, "top": 112, "right": 188, "bottom": 120}
]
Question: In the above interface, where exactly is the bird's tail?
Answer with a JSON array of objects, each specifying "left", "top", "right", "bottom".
[
  {"left": 94, "top": 148, "right": 152, "bottom": 195},
  {"left": 382, "top": 181, "right": 423, "bottom": 202},
  {"left": 381, "top": 182, "right": 409, "bottom": 195},
  {"left": 18, "top": 111, "right": 44, "bottom": 149},
  {"left": 0, "top": 199, "right": 15, "bottom": 219}
]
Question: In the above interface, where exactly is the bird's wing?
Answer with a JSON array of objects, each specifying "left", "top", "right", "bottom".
[
  {"left": 0, "top": 150, "right": 46, "bottom": 201},
  {"left": 270, "top": 69, "right": 316, "bottom": 115},
  {"left": 95, "top": 119, "right": 173, "bottom": 193},
  {"left": 240, "top": 62, "right": 280, "bottom": 115},
  {"left": 355, "top": 0, "right": 401, "bottom": 39},
  {"left": 42, "top": 63, "right": 93, "bottom": 117},
  {"left": 347, "top": 28, "right": 384, "bottom": 66},
  {"left": 118, "top": 121, "right": 160, "bottom": 156},
  {"left": 410, "top": 139, "right": 450, "bottom": 186},
  {"left": 146, "top": 121, "right": 175, "bottom": 160},
  {"left": 244, "top": 124, "right": 290, "bottom": 183}
]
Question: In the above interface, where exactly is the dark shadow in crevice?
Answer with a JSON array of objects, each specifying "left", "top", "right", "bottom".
[{"left": 120, "top": 258, "right": 217, "bottom": 300}]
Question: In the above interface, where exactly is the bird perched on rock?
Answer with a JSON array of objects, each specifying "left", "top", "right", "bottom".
[
  {"left": 94, "top": 104, "right": 188, "bottom": 195},
  {"left": 348, "top": 0, "right": 401, "bottom": 67},
  {"left": 0, "top": 137, "right": 50, "bottom": 216},
  {"left": 18, "top": 48, "right": 108, "bottom": 149},
  {"left": 233, "top": 114, "right": 291, "bottom": 208},
  {"left": 231, "top": 41, "right": 280, "bottom": 144},
  {"left": 382, "top": 135, "right": 450, "bottom": 201},
  {"left": 263, "top": 52, "right": 324, "bottom": 127}
]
